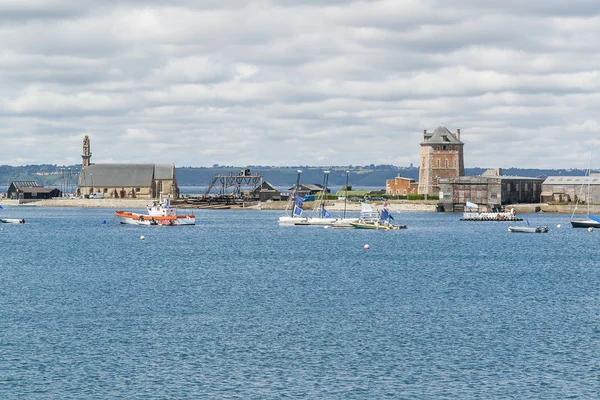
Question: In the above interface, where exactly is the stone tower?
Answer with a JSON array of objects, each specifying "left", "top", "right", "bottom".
[
  {"left": 418, "top": 126, "right": 464, "bottom": 195},
  {"left": 82, "top": 135, "right": 92, "bottom": 167}
]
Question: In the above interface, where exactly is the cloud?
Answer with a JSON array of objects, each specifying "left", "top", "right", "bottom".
[{"left": 0, "top": 0, "right": 599, "bottom": 168}]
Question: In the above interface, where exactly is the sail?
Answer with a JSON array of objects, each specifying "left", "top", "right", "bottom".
[
  {"left": 320, "top": 207, "right": 331, "bottom": 218},
  {"left": 293, "top": 205, "right": 303, "bottom": 216},
  {"left": 588, "top": 214, "right": 600, "bottom": 223},
  {"left": 361, "top": 203, "right": 373, "bottom": 212}
]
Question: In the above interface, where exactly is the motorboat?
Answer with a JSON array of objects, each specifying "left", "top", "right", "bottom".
[
  {"left": 115, "top": 197, "right": 195, "bottom": 226},
  {"left": 350, "top": 203, "right": 406, "bottom": 230},
  {"left": 0, "top": 218, "right": 25, "bottom": 224}
]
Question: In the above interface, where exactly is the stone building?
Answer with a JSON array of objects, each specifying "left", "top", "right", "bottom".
[
  {"left": 541, "top": 174, "right": 600, "bottom": 204},
  {"left": 438, "top": 175, "right": 544, "bottom": 212},
  {"left": 418, "top": 126, "right": 465, "bottom": 195},
  {"left": 385, "top": 174, "right": 418, "bottom": 196},
  {"left": 76, "top": 136, "right": 179, "bottom": 199}
]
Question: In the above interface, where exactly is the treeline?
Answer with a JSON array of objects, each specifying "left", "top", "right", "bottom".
[{"left": 0, "top": 164, "right": 590, "bottom": 188}]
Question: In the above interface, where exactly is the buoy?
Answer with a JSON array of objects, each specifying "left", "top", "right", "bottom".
[
  {"left": 102, "top": 220, "right": 106, "bottom": 224},
  {"left": 364, "top": 244, "right": 370, "bottom": 250},
  {"left": 556, "top": 224, "right": 561, "bottom": 228},
  {"left": 140, "top": 235, "right": 145, "bottom": 240},
  {"left": 588, "top": 227, "right": 593, "bottom": 232}
]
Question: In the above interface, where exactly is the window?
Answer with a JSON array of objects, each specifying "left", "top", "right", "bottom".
[
  {"left": 136, "top": 188, "right": 140, "bottom": 192},
  {"left": 491, "top": 193, "right": 497, "bottom": 199},
  {"left": 437, "top": 160, "right": 440, "bottom": 168},
  {"left": 442, "top": 145, "right": 447, "bottom": 150},
  {"left": 445, "top": 160, "right": 448, "bottom": 168},
  {"left": 403, "top": 190, "right": 407, "bottom": 195}
]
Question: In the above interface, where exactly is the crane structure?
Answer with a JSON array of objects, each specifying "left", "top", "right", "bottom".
[{"left": 205, "top": 168, "right": 263, "bottom": 199}]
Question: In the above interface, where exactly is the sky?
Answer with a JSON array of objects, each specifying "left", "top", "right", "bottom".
[{"left": 0, "top": 0, "right": 599, "bottom": 168}]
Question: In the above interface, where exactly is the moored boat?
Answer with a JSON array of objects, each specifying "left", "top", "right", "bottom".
[
  {"left": 350, "top": 203, "right": 406, "bottom": 230},
  {"left": 508, "top": 226, "right": 549, "bottom": 233},
  {"left": 0, "top": 218, "right": 25, "bottom": 224},
  {"left": 115, "top": 197, "right": 195, "bottom": 226},
  {"left": 570, "top": 217, "right": 600, "bottom": 228}
]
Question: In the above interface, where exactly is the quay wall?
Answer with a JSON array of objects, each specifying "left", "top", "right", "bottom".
[{"left": 0, "top": 198, "right": 595, "bottom": 214}]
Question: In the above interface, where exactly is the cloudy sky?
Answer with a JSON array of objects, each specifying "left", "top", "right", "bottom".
[{"left": 1, "top": 0, "right": 599, "bottom": 168}]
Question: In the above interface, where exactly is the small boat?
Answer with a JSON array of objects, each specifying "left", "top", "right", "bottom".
[
  {"left": 570, "top": 147, "right": 600, "bottom": 228},
  {"left": 0, "top": 218, "right": 25, "bottom": 224},
  {"left": 508, "top": 218, "right": 548, "bottom": 233},
  {"left": 508, "top": 226, "right": 549, "bottom": 233},
  {"left": 350, "top": 203, "right": 407, "bottom": 230},
  {"left": 571, "top": 217, "right": 600, "bottom": 228},
  {"left": 115, "top": 197, "right": 195, "bottom": 226}
]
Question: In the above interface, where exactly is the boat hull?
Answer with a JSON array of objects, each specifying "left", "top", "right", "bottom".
[
  {"left": 278, "top": 216, "right": 308, "bottom": 225},
  {"left": 570, "top": 219, "right": 600, "bottom": 228},
  {"left": 508, "top": 226, "right": 548, "bottom": 233},
  {"left": 0, "top": 218, "right": 25, "bottom": 224},
  {"left": 116, "top": 211, "right": 195, "bottom": 226},
  {"left": 350, "top": 222, "right": 407, "bottom": 230}
]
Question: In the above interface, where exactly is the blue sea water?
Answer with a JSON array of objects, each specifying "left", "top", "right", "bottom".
[{"left": 0, "top": 208, "right": 597, "bottom": 399}]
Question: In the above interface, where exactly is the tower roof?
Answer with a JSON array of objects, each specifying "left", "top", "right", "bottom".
[{"left": 422, "top": 126, "right": 463, "bottom": 145}]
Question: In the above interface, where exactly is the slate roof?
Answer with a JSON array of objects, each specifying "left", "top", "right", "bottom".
[
  {"left": 422, "top": 126, "right": 463, "bottom": 145},
  {"left": 11, "top": 181, "right": 41, "bottom": 188},
  {"left": 80, "top": 164, "right": 155, "bottom": 187},
  {"left": 154, "top": 163, "right": 175, "bottom": 180},
  {"left": 543, "top": 176, "right": 600, "bottom": 185},
  {"left": 288, "top": 183, "right": 324, "bottom": 191}
]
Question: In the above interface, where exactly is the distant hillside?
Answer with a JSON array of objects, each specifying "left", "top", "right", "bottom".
[{"left": 0, "top": 164, "right": 590, "bottom": 189}]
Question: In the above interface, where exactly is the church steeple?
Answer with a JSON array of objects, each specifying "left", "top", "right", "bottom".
[{"left": 82, "top": 135, "right": 92, "bottom": 167}]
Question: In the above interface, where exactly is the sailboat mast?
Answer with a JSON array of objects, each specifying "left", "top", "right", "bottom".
[
  {"left": 321, "top": 170, "right": 330, "bottom": 216},
  {"left": 344, "top": 170, "right": 349, "bottom": 218},
  {"left": 587, "top": 145, "right": 593, "bottom": 216},
  {"left": 291, "top": 169, "right": 302, "bottom": 217}
]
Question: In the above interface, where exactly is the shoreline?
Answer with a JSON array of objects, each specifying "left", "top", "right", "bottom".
[{"left": 0, "top": 198, "right": 595, "bottom": 214}]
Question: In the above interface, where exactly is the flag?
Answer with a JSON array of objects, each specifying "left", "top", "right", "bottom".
[
  {"left": 293, "top": 205, "right": 303, "bottom": 216},
  {"left": 381, "top": 208, "right": 390, "bottom": 221},
  {"left": 466, "top": 200, "right": 478, "bottom": 210}
]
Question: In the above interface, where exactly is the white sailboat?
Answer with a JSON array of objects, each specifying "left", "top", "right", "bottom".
[
  {"left": 571, "top": 147, "right": 600, "bottom": 228},
  {"left": 331, "top": 170, "right": 360, "bottom": 228},
  {"left": 298, "top": 170, "right": 340, "bottom": 226},
  {"left": 278, "top": 170, "right": 309, "bottom": 225}
]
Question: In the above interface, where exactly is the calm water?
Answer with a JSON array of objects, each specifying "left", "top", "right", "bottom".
[{"left": 0, "top": 208, "right": 597, "bottom": 399}]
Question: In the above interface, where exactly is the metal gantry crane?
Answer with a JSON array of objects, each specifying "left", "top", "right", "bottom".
[{"left": 204, "top": 168, "right": 263, "bottom": 199}]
